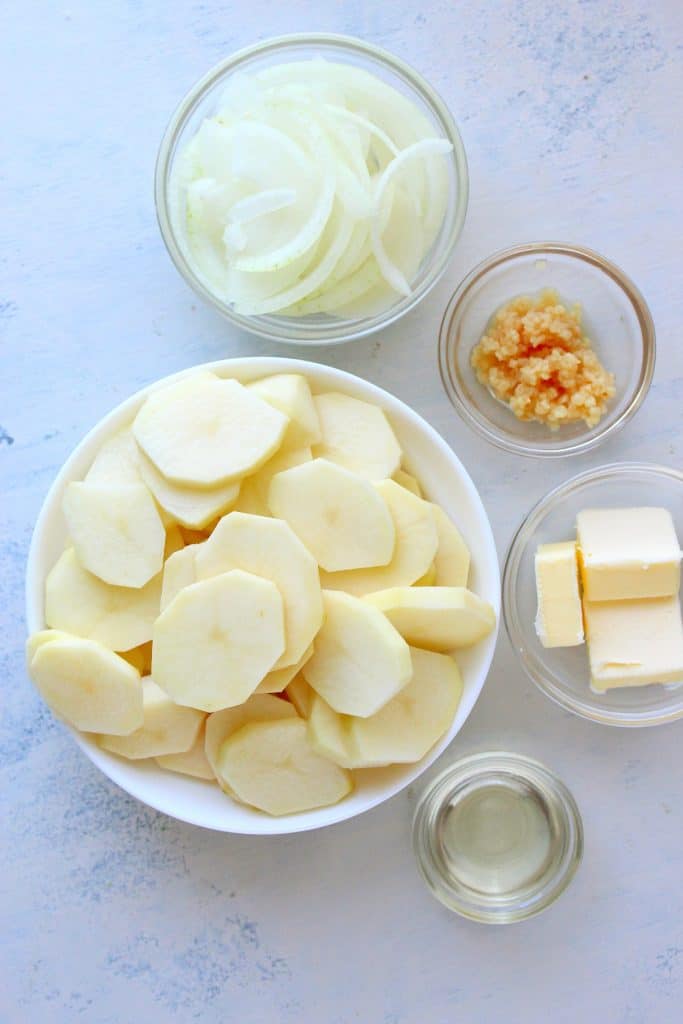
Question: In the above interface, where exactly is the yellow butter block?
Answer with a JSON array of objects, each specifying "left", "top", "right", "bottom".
[
  {"left": 577, "top": 507, "right": 681, "bottom": 602},
  {"left": 583, "top": 595, "right": 683, "bottom": 691},
  {"left": 534, "top": 541, "right": 584, "bottom": 648}
]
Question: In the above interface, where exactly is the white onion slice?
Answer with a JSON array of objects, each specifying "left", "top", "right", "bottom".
[{"left": 228, "top": 188, "right": 297, "bottom": 225}]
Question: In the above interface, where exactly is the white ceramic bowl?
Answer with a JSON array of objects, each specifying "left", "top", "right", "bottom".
[{"left": 26, "top": 358, "right": 500, "bottom": 834}]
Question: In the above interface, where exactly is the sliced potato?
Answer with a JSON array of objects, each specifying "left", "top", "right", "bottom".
[
  {"left": 268, "top": 458, "right": 396, "bottom": 572},
  {"left": 133, "top": 373, "right": 288, "bottom": 487},
  {"left": 313, "top": 392, "right": 401, "bottom": 480},
  {"left": 28, "top": 633, "right": 143, "bottom": 735},
  {"left": 86, "top": 428, "right": 142, "bottom": 486},
  {"left": 364, "top": 586, "right": 495, "bottom": 651},
  {"left": 160, "top": 545, "right": 198, "bottom": 612},
  {"left": 153, "top": 569, "right": 285, "bottom": 711},
  {"left": 137, "top": 448, "right": 240, "bottom": 529},
  {"left": 247, "top": 373, "right": 321, "bottom": 449},
  {"left": 235, "top": 446, "right": 311, "bottom": 517},
  {"left": 216, "top": 718, "right": 352, "bottom": 815},
  {"left": 45, "top": 548, "right": 161, "bottom": 652},
  {"left": 285, "top": 675, "right": 315, "bottom": 718},
  {"left": 319, "top": 480, "right": 438, "bottom": 596},
  {"left": 120, "top": 641, "right": 153, "bottom": 675},
  {"left": 431, "top": 504, "right": 470, "bottom": 587},
  {"left": 195, "top": 512, "right": 323, "bottom": 668},
  {"left": 98, "top": 678, "right": 204, "bottom": 759},
  {"left": 307, "top": 695, "right": 359, "bottom": 769},
  {"left": 255, "top": 644, "right": 314, "bottom": 694},
  {"left": 348, "top": 647, "right": 463, "bottom": 766},
  {"left": 393, "top": 468, "right": 422, "bottom": 496},
  {"left": 156, "top": 722, "right": 215, "bottom": 780},
  {"left": 63, "top": 481, "right": 165, "bottom": 588},
  {"left": 26, "top": 629, "right": 72, "bottom": 663},
  {"left": 204, "top": 693, "right": 297, "bottom": 781},
  {"left": 302, "top": 590, "right": 412, "bottom": 717}
]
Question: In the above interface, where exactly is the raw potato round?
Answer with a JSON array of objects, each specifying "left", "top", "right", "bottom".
[
  {"left": 302, "top": 590, "right": 412, "bottom": 717},
  {"left": 216, "top": 718, "right": 352, "bottom": 816},
  {"left": 431, "top": 504, "right": 470, "bottom": 587},
  {"left": 156, "top": 722, "right": 215, "bottom": 780},
  {"left": 347, "top": 647, "right": 463, "bottom": 766},
  {"left": 137, "top": 448, "right": 240, "bottom": 529},
  {"left": 86, "top": 429, "right": 142, "bottom": 486},
  {"left": 195, "top": 512, "right": 323, "bottom": 668},
  {"left": 204, "top": 693, "right": 297, "bottom": 781},
  {"left": 98, "top": 678, "right": 205, "bottom": 759},
  {"left": 268, "top": 458, "right": 396, "bottom": 571},
  {"left": 255, "top": 645, "right": 314, "bottom": 694},
  {"left": 307, "top": 695, "right": 359, "bottom": 769},
  {"left": 160, "top": 545, "right": 198, "bottom": 612},
  {"left": 313, "top": 392, "right": 402, "bottom": 480},
  {"left": 247, "top": 374, "right": 321, "bottom": 450},
  {"left": 45, "top": 548, "right": 161, "bottom": 652},
  {"left": 152, "top": 569, "right": 285, "bottom": 712},
  {"left": 26, "top": 629, "right": 72, "bottom": 663},
  {"left": 364, "top": 586, "right": 496, "bottom": 651},
  {"left": 63, "top": 481, "right": 166, "bottom": 588},
  {"left": 235, "top": 446, "right": 311, "bottom": 517},
  {"left": 133, "top": 373, "right": 288, "bottom": 487},
  {"left": 319, "top": 480, "right": 438, "bottom": 596},
  {"left": 28, "top": 633, "right": 143, "bottom": 735}
]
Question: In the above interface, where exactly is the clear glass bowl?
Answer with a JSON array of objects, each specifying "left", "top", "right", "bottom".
[
  {"left": 438, "top": 242, "right": 655, "bottom": 457},
  {"left": 413, "top": 752, "right": 583, "bottom": 924},
  {"left": 155, "top": 33, "right": 468, "bottom": 345},
  {"left": 503, "top": 462, "right": 683, "bottom": 726}
]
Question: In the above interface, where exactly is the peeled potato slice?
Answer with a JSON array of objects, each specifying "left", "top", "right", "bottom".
[
  {"left": 307, "top": 694, "right": 359, "bottom": 769},
  {"left": 27, "top": 633, "right": 143, "bottom": 735},
  {"left": 216, "top": 718, "right": 352, "bottom": 816},
  {"left": 195, "top": 512, "right": 323, "bottom": 668},
  {"left": 285, "top": 675, "right": 315, "bottom": 718},
  {"left": 235, "top": 446, "right": 311, "bottom": 517},
  {"left": 98, "top": 678, "right": 205, "bottom": 759},
  {"left": 364, "top": 586, "right": 496, "bottom": 651},
  {"left": 302, "top": 590, "right": 411, "bottom": 717},
  {"left": 268, "top": 458, "right": 395, "bottom": 571},
  {"left": 319, "top": 480, "right": 438, "bottom": 596},
  {"left": 63, "top": 481, "right": 165, "bottom": 588},
  {"left": 247, "top": 374, "right": 321, "bottom": 450},
  {"left": 393, "top": 468, "right": 422, "bottom": 496},
  {"left": 137, "top": 449, "right": 240, "bottom": 529},
  {"left": 45, "top": 548, "right": 161, "bottom": 652},
  {"left": 26, "top": 629, "right": 72, "bottom": 663},
  {"left": 152, "top": 569, "right": 285, "bottom": 712},
  {"left": 313, "top": 392, "right": 401, "bottom": 480},
  {"left": 255, "top": 645, "right": 314, "bottom": 694},
  {"left": 86, "top": 429, "right": 142, "bottom": 486},
  {"left": 160, "top": 545, "right": 198, "bottom": 612},
  {"left": 156, "top": 722, "right": 215, "bottom": 780},
  {"left": 431, "top": 504, "right": 470, "bottom": 587},
  {"left": 347, "top": 647, "right": 463, "bottom": 766},
  {"left": 133, "top": 374, "right": 288, "bottom": 487},
  {"left": 204, "top": 693, "right": 297, "bottom": 782}
]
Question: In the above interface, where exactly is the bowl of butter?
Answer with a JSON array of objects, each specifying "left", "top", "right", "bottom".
[{"left": 503, "top": 462, "right": 683, "bottom": 726}]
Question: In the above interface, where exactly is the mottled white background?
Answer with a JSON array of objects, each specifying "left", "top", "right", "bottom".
[{"left": 2, "top": 1, "right": 683, "bottom": 1021}]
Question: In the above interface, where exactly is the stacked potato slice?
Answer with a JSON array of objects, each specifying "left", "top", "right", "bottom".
[{"left": 27, "top": 371, "right": 496, "bottom": 816}]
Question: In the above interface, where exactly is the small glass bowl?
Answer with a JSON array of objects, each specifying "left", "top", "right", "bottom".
[
  {"left": 503, "top": 462, "right": 683, "bottom": 726},
  {"left": 155, "top": 33, "right": 468, "bottom": 345},
  {"left": 438, "top": 242, "right": 655, "bottom": 457},
  {"left": 413, "top": 752, "right": 583, "bottom": 924}
]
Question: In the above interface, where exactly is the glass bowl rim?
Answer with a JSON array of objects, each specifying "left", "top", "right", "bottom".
[
  {"left": 154, "top": 32, "right": 469, "bottom": 345},
  {"left": 438, "top": 240, "right": 656, "bottom": 457},
  {"left": 412, "top": 750, "right": 584, "bottom": 924},
  {"left": 502, "top": 460, "right": 683, "bottom": 726}
]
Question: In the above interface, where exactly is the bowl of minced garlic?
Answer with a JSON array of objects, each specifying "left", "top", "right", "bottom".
[{"left": 470, "top": 290, "right": 615, "bottom": 430}]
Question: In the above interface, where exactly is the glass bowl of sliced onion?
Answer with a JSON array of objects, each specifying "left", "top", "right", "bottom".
[{"left": 155, "top": 34, "right": 468, "bottom": 344}]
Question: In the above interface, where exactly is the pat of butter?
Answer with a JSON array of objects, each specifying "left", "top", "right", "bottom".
[
  {"left": 577, "top": 507, "right": 681, "bottom": 602},
  {"left": 534, "top": 541, "right": 584, "bottom": 648},
  {"left": 583, "top": 595, "right": 683, "bottom": 691}
]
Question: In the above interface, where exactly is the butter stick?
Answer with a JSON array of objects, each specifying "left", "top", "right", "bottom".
[{"left": 535, "top": 541, "right": 584, "bottom": 648}]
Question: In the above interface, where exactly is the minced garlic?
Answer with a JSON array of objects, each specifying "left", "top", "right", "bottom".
[{"left": 470, "top": 290, "right": 615, "bottom": 430}]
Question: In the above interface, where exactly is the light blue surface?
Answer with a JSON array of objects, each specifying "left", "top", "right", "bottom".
[{"left": 2, "top": 2, "right": 682, "bottom": 1021}]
